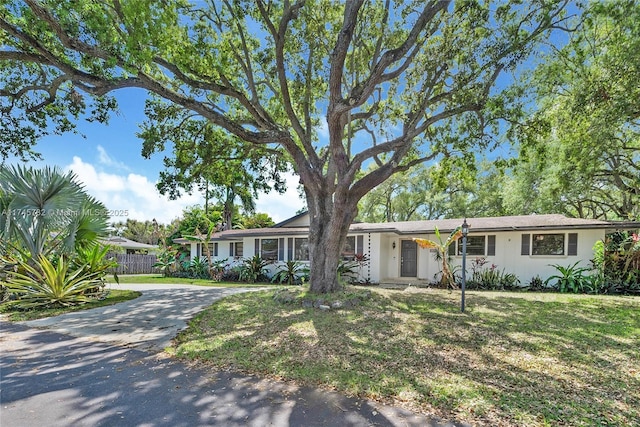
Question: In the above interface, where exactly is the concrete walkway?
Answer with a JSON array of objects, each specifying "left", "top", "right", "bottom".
[{"left": 21, "top": 284, "right": 256, "bottom": 352}]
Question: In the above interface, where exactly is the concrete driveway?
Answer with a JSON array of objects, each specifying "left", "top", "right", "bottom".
[{"left": 21, "top": 284, "right": 257, "bottom": 352}]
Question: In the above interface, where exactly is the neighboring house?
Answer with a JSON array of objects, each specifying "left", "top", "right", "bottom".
[
  {"left": 101, "top": 236, "right": 159, "bottom": 254},
  {"left": 173, "top": 212, "right": 638, "bottom": 284}
]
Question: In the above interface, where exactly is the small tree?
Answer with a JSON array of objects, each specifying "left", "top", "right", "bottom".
[{"left": 413, "top": 227, "right": 462, "bottom": 288}]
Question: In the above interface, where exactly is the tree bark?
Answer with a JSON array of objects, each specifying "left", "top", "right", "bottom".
[{"left": 306, "top": 186, "right": 358, "bottom": 294}]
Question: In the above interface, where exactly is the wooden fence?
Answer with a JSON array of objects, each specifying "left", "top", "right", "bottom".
[{"left": 108, "top": 253, "right": 161, "bottom": 275}]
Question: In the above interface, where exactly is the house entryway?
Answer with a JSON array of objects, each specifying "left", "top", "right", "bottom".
[{"left": 400, "top": 240, "right": 417, "bottom": 277}]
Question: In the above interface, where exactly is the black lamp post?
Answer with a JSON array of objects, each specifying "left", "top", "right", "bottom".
[{"left": 461, "top": 218, "right": 469, "bottom": 313}]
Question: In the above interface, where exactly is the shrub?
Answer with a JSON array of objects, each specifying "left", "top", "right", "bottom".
[
  {"left": 466, "top": 260, "right": 520, "bottom": 290},
  {"left": 238, "top": 255, "right": 269, "bottom": 283},
  {"left": 525, "top": 275, "right": 547, "bottom": 292},
  {"left": 5, "top": 255, "right": 105, "bottom": 309},
  {"left": 271, "top": 261, "right": 309, "bottom": 286},
  {"left": 545, "top": 262, "right": 593, "bottom": 293}
]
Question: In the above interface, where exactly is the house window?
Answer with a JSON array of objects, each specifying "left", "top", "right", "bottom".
[
  {"left": 341, "top": 235, "right": 364, "bottom": 260},
  {"left": 197, "top": 243, "right": 217, "bottom": 258},
  {"left": 294, "top": 238, "right": 309, "bottom": 261},
  {"left": 229, "top": 242, "right": 243, "bottom": 257},
  {"left": 531, "top": 233, "right": 565, "bottom": 255},
  {"left": 457, "top": 236, "right": 486, "bottom": 256},
  {"left": 453, "top": 235, "right": 495, "bottom": 256},
  {"left": 260, "top": 238, "right": 278, "bottom": 261}
]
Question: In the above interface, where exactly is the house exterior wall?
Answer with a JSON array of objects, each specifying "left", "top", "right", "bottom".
[
  {"left": 405, "top": 228, "right": 606, "bottom": 284},
  {"left": 188, "top": 227, "right": 606, "bottom": 285}
]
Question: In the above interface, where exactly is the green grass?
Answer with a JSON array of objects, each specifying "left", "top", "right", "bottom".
[
  {"left": 110, "top": 274, "right": 268, "bottom": 288},
  {"left": 174, "top": 287, "right": 640, "bottom": 427},
  {"left": 0, "top": 289, "right": 141, "bottom": 321}
]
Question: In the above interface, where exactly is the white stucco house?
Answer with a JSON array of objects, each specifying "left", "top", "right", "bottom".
[{"left": 174, "top": 212, "right": 638, "bottom": 284}]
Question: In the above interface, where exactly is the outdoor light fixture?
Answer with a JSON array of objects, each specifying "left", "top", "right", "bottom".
[
  {"left": 461, "top": 218, "right": 469, "bottom": 313},
  {"left": 392, "top": 241, "right": 396, "bottom": 249}
]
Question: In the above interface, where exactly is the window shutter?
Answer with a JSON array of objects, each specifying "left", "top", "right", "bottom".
[
  {"left": 255, "top": 239, "right": 260, "bottom": 256},
  {"left": 521, "top": 234, "right": 530, "bottom": 256},
  {"left": 214, "top": 242, "right": 218, "bottom": 257},
  {"left": 449, "top": 242, "right": 456, "bottom": 256},
  {"left": 196, "top": 243, "right": 201, "bottom": 258},
  {"left": 288, "top": 238, "right": 293, "bottom": 261},
  {"left": 487, "top": 235, "right": 496, "bottom": 256},
  {"left": 278, "top": 238, "right": 285, "bottom": 261},
  {"left": 568, "top": 233, "right": 578, "bottom": 256},
  {"left": 229, "top": 242, "right": 234, "bottom": 257},
  {"left": 356, "top": 235, "right": 364, "bottom": 255}
]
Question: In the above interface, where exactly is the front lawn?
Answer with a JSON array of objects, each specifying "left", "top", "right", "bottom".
[
  {"left": 174, "top": 287, "right": 640, "bottom": 426},
  {"left": 0, "top": 289, "right": 141, "bottom": 321}
]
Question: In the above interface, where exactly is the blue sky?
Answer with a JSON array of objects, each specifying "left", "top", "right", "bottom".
[{"left": 13, "top": 89, "right": 306, "bottom": 225}]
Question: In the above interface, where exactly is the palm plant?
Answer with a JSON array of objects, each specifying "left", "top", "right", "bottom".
[
  {"left": 413, "top": 227, "right": 462, "bottom": 288},
  {"left": 0, "top": 165, "right": 109, "bottom": 261}
]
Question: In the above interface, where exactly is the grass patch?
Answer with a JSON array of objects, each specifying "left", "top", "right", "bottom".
[
  {"left": 109, "top": 274, "right": 268, "bottom": 288},
  {"left": 0, "top": 289, "right": 141, "bottom": 321},
  {"left": 174, "top": 287, "right": 640, "bottom": 426}
]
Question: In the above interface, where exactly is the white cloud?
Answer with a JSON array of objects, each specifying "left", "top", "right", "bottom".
[
  {"left": 66, "top": 145, "right": 306, "bottom": 225},
  {"left": 97, "top": 145, "right": 130, "bottom": 171},
  {"left": 254, "top": 171, "right": 306, "bottom": 223},
  {"left": 65, "top": 156, "right": 202, "bottom": 224}
]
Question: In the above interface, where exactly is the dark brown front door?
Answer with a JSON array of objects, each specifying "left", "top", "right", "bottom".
[{"left": 401, "top": 240, "right": 417, "bottom": 277}]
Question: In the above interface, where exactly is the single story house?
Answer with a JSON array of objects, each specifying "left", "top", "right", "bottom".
[
  {"left": 174, "top": 212, "right": 638, "bottom": 284},
  {"left": 101, "top": 236, "right": 159, "bottom": 254}
]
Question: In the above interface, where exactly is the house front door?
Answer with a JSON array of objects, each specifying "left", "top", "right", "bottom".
[{"left": 400, "top": 240, "right": 418, "bottom": 277}]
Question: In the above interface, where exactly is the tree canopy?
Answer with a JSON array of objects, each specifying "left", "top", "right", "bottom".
[
  {"left": 0, "top": 0, "right": 574, "bottom": 292},
  {"left": 509, "top": 0, "right": 640, "bottom": 220}
]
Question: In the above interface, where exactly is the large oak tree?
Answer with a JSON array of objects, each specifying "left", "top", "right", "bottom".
[{"left": 1, "top": 0, "right": 571, "bottom": 292}]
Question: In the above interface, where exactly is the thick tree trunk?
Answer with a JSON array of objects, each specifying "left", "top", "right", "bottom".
[{"left": 306, "top": 189, "right": 358, "bottom": 294}]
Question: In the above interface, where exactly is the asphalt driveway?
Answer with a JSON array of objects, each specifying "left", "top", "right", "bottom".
[{"left": 21, "top": 284, "right": 255, "bottom": 352}]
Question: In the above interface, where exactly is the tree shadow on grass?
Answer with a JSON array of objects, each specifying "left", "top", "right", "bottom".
[
  {"left": 179, "top": 289, "right": 640, "bottom": 426},
  {"left": 1, "top": 320, "right": 457, "bottom": 427}
]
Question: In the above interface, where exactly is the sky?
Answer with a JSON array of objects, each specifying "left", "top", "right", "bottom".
[{"left": 10, "top": 89, "right": 306, "bottom": 225}]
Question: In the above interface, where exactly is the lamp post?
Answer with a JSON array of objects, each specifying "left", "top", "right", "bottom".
[{"left": 461, "top": 218, "right": 469, "bottom": 313}]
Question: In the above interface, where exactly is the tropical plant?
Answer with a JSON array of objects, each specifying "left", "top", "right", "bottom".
[
  {"left": 185, "top": 257, "right": 210, "bottom": 280},
  {"left": 467, "top": 263, "right": 521, "bottom": 291},
  {"left": 5, "top": 255, "right": 105, "bottom": 308},
  {"left": 336, "top": 260, "right": 360, "bottom": 286},
  {"left": 596, "top": 232, "right": 640, "bottom": 294},
  {"left": 0, "top": 165, "right": 109, "bottom": 261},
  {"left": 525, "top": 275, "right": 547, "bottom": 292},
  {"left": 414, "top": 227, "right": 462, "bottom": 288},
  {"left": 153, "top": 247, "right": 178, "bottom": 277},
  {"left": 271, "top": 261, "right": 309, "bottom": 286},
  {"left": 238, "top": 255, "right": 269, "bottom": 283},
  {"left": 209, "top": 258, "right": 229, "bottom": 282},
  {"left": 545, "top": 262, "right": 593, "bottom": 293},
  {"left": 183, "top": 223, "right": 220, "bottom": 279},
  {"left": 72, "top": 244, "right": 119, "bottom": 289}
]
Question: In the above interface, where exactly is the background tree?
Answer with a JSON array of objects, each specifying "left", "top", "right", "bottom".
[
  {"left": 241, "top": 212, "right": 275, "bottom": 229},
  {"left": 0, "top": 0, "right": 572, "bottom": 293},
  {"left": 139, "top": 100, "right": 288, "bottom": 230},
  {"left": 111, "top": 219, "right": 158, "bottom": 245},
  {"left": 510, "top": 0, "right": 640, "bottom": 220},
  {"left": 358, "top": 159, "right": 508, "bottom": 222}
]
